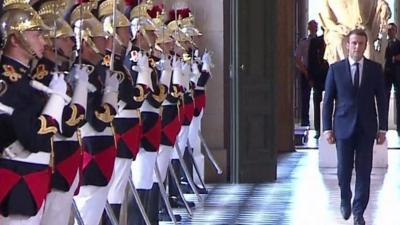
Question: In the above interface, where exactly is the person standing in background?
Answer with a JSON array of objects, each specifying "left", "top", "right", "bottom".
[
  {"left": 295, "top": 20, "right": 318, "bottom": 127},
  {"left": 384, "top": 23, "right": 400, "bottom": 135},
  {"left": 308, "top": 28, "right": 329, "bottom": 138}
]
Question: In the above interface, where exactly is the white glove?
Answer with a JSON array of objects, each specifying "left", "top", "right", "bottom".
[
  {"left": 136, "top": 53, "right": 153, "bottom": 91},
  {"left": 181, "top": 62, "right": 191, "bottom": 91},
  {"left": 70, "top": 64, "right": 93, "bottom": 84},
  {"left": 172, "top": 56, "right": 184, "bottom": 87},
  {"left": 70, "top": 64, "right": 93, "bottom": 110},
  {"left": 49, "top": 72, "right": 68, "bottom": 97},
  {"left": 42, "top": 73, "right": 68, "bottom": 129},
  {"left": 104, "top": 70, "right": 119, "bottom": 93},
  {"left": 202, "top": 51, "right": 213, "bottom": 73},
  {"left": 190, "top": 62, "right": 201, "bottom": 84},
  {"left": 159, "top": 57, "right": 173, "bottom": 87},
  {"left": 102, "top": 70, "right": 119, "bottom": 110}
]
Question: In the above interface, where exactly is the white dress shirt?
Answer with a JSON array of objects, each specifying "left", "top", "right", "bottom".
[{"left": 348, "top": 57, "right": 364, "bottom": 87}]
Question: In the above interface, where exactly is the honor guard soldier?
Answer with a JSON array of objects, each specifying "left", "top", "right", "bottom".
[
  {"left": 0, "top": 1, "right": 68, "bottom": 224},
  {"left": 97, "top": 0, "right": 143, "bottom": 223},
  {"left": 165, "top": 5, "right": 202, "bottom": 208},
  {"left": 182, "top": 13, "right": 213, "bottom": 191},
  {"left": 69, "top": 2, "right": 119, "bottom": 225},
  {"left": 34, "top": 1, "right": 91, "bottom": 225},
  {"left": 188, "top": 49, "right": 213, "bottom": 188},
  {"left": 128, "top": 1, "right": 168, "bottom": 224},
  {"left": 148, "top": 6, "right": 188, "bottom": 223}
]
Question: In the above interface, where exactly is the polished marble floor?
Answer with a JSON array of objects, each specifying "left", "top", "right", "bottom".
[
  {"left": 161, "top": 150, "right": 400, "bottom": 225},
  {"left": 296, "top": 130, "right": 400, "bottom": 149}
]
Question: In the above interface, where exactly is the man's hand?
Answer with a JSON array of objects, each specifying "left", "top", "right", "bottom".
[
  {"left": 376, "top": 131, "right": 386, "bottom": 145},
  {"left": 324, "top": 131, "right": 336, "bottom": 144}
]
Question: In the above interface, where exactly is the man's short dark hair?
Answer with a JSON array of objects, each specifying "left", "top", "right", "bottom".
[
  {"left": 388, "top": 22, "right": 397, "bottom": 28},
  {"left": 347, "top": 29, "right": 368, "bottom": 42}
]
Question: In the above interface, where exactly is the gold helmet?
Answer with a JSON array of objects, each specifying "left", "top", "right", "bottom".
[
  {"left": 38, "top": 0, "right": 74, "bottom": 38},
  {"left": 167, "top": 17, "right": 191, "bottom": 43},
  {"left": 181, "top": 13, "right": 202, "bottom": 37},
  {"left": 70, "top": 2, "right": 108, "bottom": 54},
  {"left": 0, "top": 1, "right": 50, "bottom": 55},
  {"left": 152, "top": 10, "right": 173, "bottom": 45},
  {"left": 167, "top": 7, "right": 197, "bottom": 49},
  {"left": 130, "top": 0, "right": 156, "bottom": 31},
  {"left": 146, "top": 5, "right": 172, "bottom": 50},
  {"left": 99, "top": 0, "right": 130, "bottom": 47}
]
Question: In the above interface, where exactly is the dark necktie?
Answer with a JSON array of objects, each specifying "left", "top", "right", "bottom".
[{"left": 354, "top": 62, "right": 360, "bottom": 90}]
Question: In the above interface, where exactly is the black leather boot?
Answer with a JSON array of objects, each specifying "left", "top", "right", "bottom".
[
  {"left": 101, "top": 204, "right": 121, "bottom": 225},
  {"left": 127, "top": 189, "right": 150, "bottom": 225},
  {"left": 148, "top": 183, "right": 160, "bottom": 225}
]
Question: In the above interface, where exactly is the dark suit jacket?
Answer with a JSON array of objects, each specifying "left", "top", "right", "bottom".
[
  {"left": 308, "top": 35, "right": 329, "bottom": 90},
  {"left": 384, "top": 38, "right": 400, "bottom": 75},
  {"left": 322, "top": 58, "right": 388, "bottom": 139}
]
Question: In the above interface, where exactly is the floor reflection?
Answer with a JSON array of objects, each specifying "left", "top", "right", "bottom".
[{"left": 162, "top": 150, "right": 400, "bottom": 225}]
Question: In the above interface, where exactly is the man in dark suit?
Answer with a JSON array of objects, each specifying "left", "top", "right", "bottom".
[
  {"left": 308, "top": 33, "right": 329, "bottom": 138},
  {"left": 384, "top": 23, "right": 400, "bottom": 134},
  {"left": 322, "top": 29, "right": 388, "bottom": 225}
]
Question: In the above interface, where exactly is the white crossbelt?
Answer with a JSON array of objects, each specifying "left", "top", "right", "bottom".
[
  {"left": 54, "top": 133, "right": 79, "bottom": 142},
  {"left": 140, "top": 100, "right": 160, "bottom": 114},
  {"left": 80, "top": 123, "right": 113, "bottom": 138},
  {"left": 115, "top": 109, "right": 140, "bottom": 118},
  {"left": 2, "top": 141, "right": 50, "bottom": 165}
]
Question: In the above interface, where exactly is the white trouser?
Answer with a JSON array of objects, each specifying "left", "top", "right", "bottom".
[
  {"left": 40, "top": 171, "right": 80, "bottom": 225},
  {"left": 73, "top": 184, "right": 111, "bottom": 225},
  {"left": 188, "top": 110, "right": 205, "bottom": 186},
  {"left": 131, "top": 148, "right": 157, "bottom": 189},
  {"left": 153, "top": 145, "right": 174, "bottom": 183},
  {"left": 0, "top": 203, "right": 44, "bottom": 225},
  {"left": 108, "top": 158, "right": 132, "bottom": 204},
  {"left": 172, "top": 126, "right": 189, "bottom": 159}
]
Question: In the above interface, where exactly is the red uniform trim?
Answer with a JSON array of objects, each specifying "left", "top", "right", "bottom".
[
  {"left": 163, "top": 115, "right": 181, "bottom": 145},
  {"left": 115, "top": 123, "right": 142, "bottom": 158},
  {"left": 194, "top": 93, "right": 206, "bottom": 116},
  {"left": 56, "top": 148, "right": 81, "bottom": 187},
  {"left": 94, "top": 145, "right": 117, "bottom": 181},
  {"left": 23, "top": 169, "right": 51, "bottom": 210},
  {"left": 0, "top": 169, "right": 20, "bottom": 204},
  {"left": 82, "top": 145, "right": 117, "bottom": 182},
  {"left": 183, "top": 101, "right": 194, "bottom": 124},
  {"left": 142, "top": 117, "right": 161, "bottom": 151}
]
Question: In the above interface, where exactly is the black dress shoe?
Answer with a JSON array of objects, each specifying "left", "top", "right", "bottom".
[
  {"left": 340, "top": 202, "right": 351, "bottom": 220},
  {"left": 354, "top": 215, "right": 365, "bottom": 225},
  {"left": 169, "top": 196, "right": 195, "bottom": 208},
  {"left": 180, "top": 182, "right": 208, "bottom": 194},
  {"left": 158, "top": 209, "right": 182, "bottom": 222}
]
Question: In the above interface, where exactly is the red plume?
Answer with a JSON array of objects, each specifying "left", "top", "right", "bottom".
[
  {"left": 125, "top": 0, "right": 138, "bottom": 7},
  {"left": 168, "top": 8, "right": 191, "bottom": 22},
  {"left": 147, "top": 4, "right": 163, "bottom": 19}
]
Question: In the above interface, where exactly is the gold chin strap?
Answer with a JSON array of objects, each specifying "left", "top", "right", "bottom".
[
  {"left": 114, "top": 34, "right": 127, "bottom": 49},
  {"left": 85, "top": 36, "right": 102, "bottom": 56}
]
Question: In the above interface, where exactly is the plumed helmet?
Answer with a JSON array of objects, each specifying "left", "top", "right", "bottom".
[
  {"left": 130, "top": 0, "right": 156, "bottom": 31},
  {"left": 0, "top": 1, "right": 50, "bottom": 45},
  {"left": 99, "top": 0, "right": 131, "bottom": 47},
  {"left": 38, "top": 0, "right": 74, "bottom": 38},
  {"left": 70, "top": 2, "right": 107, "bottom": 53},
  {"left": 181, "top": 13, "right": 202, "bottom": 37}
]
